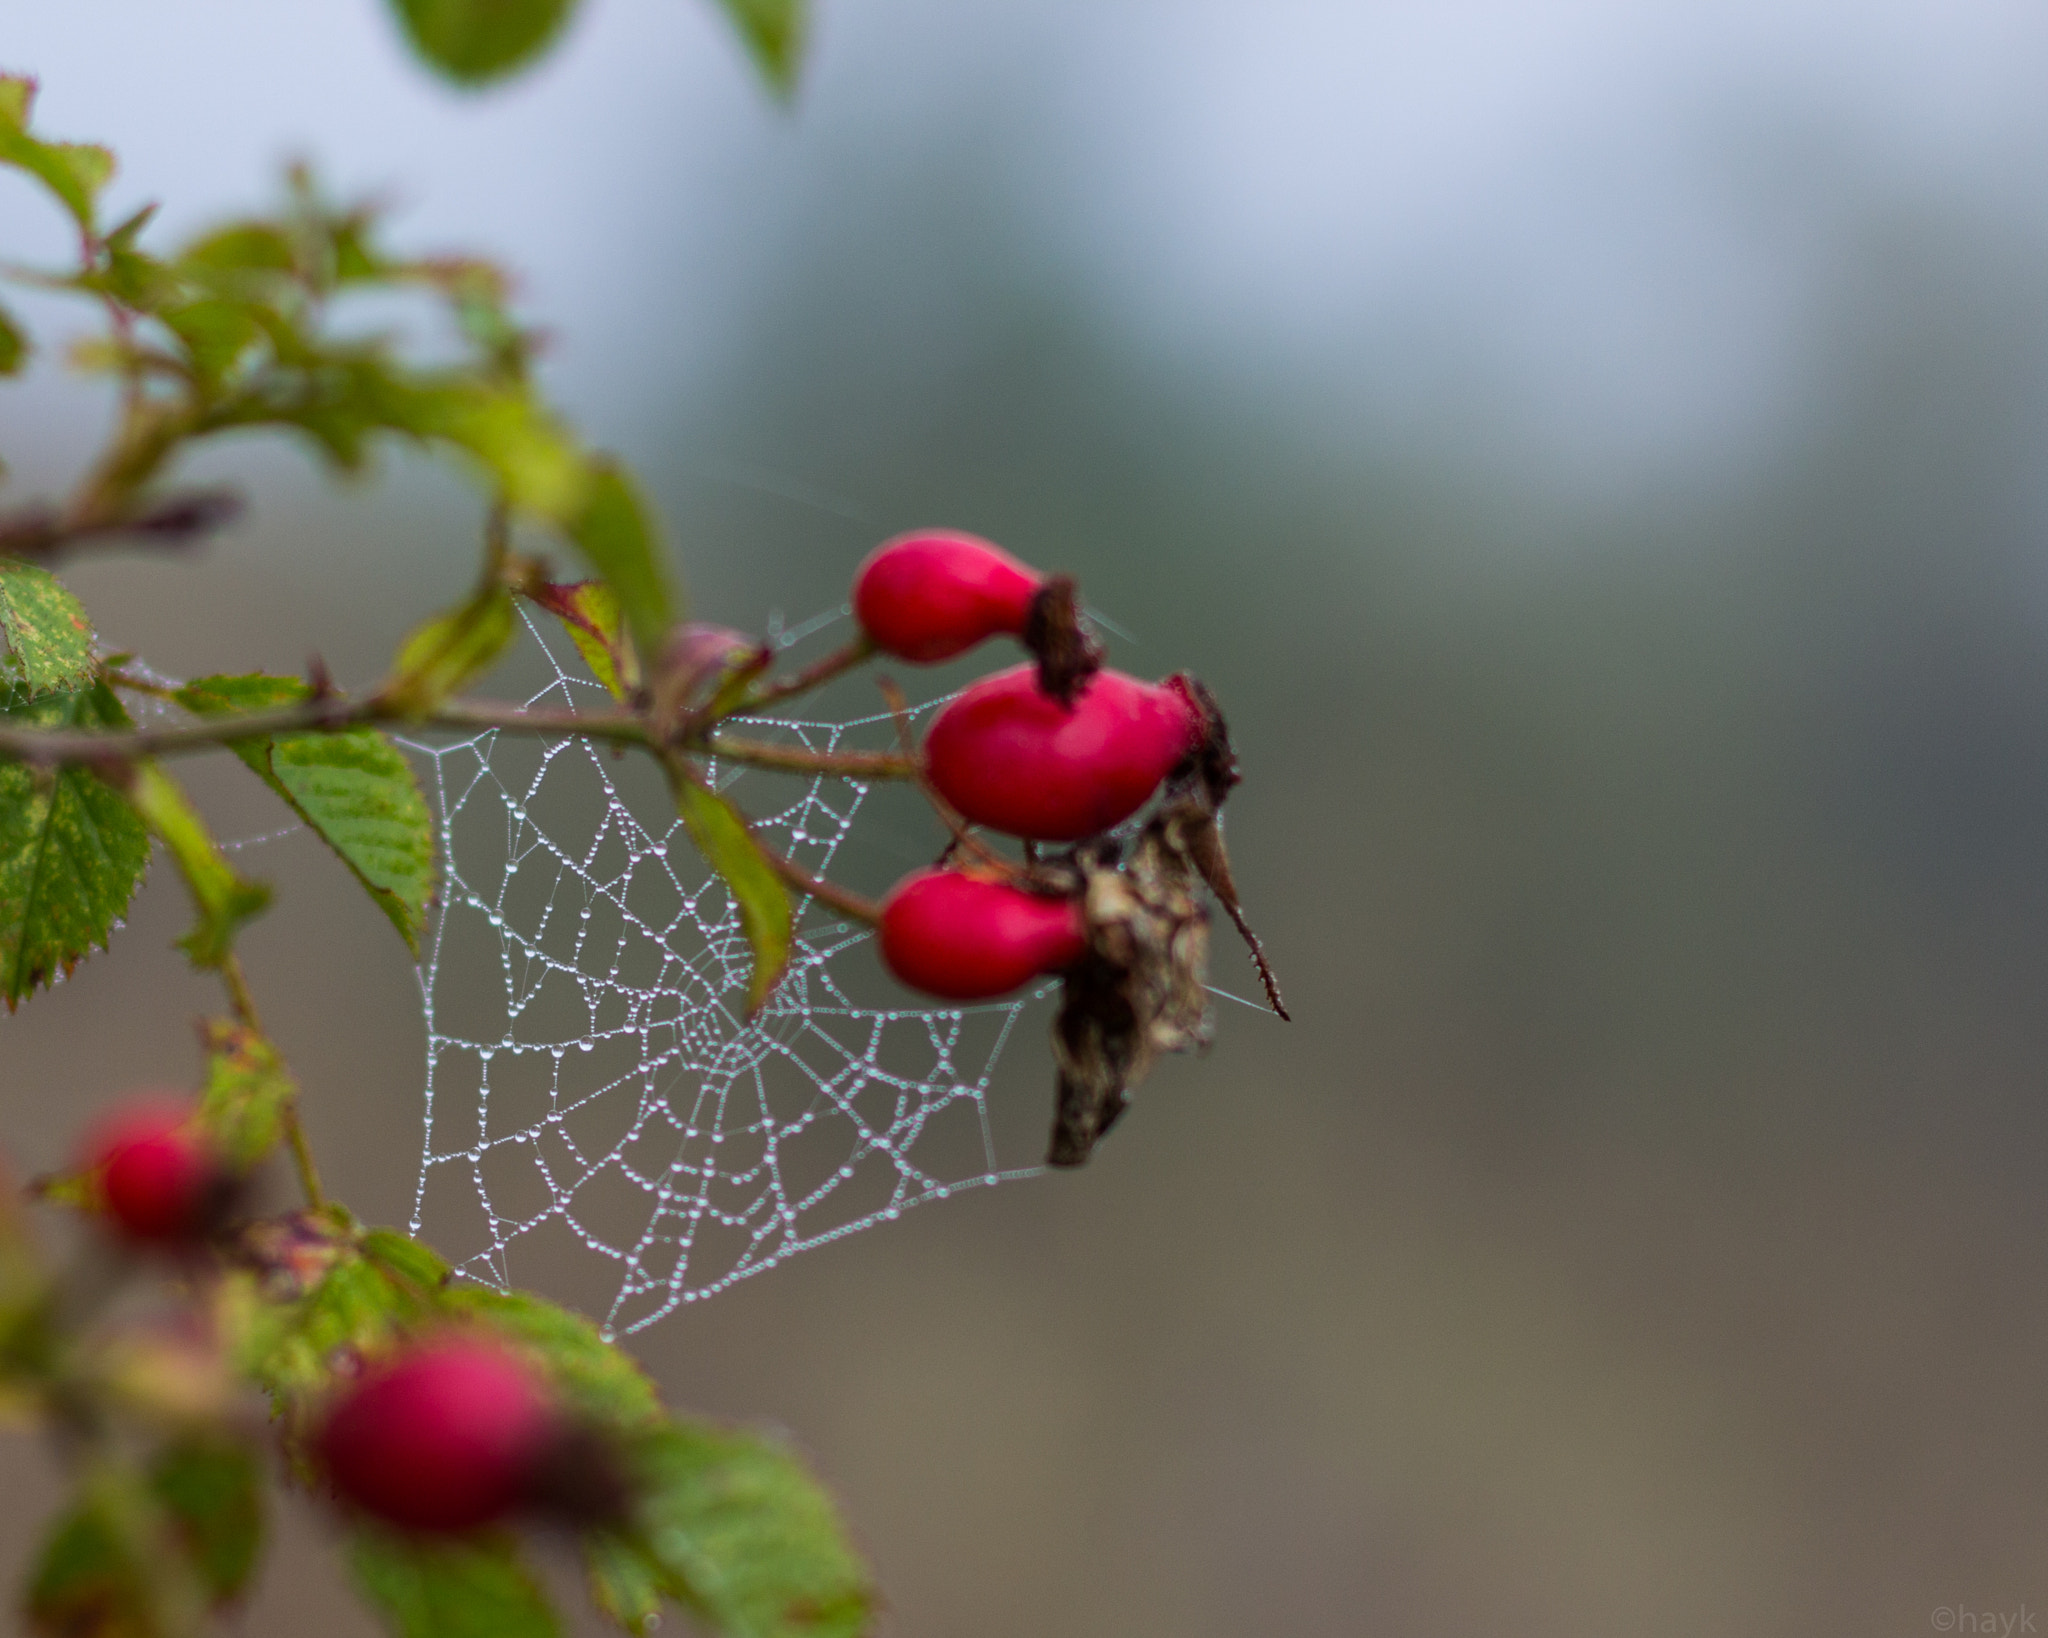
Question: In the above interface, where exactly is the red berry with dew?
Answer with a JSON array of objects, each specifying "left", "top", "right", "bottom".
[
  {"left": 318, "top": 1337, "right": 558, "bottom": 1534},
  {"left": 85, "top": 1099, "right": 230, "bottom": 1245},
  {"left": 853, "top": 530, "right": 1043, "bottom": 663},
  {"left": 879, "top": 870, "right": 1089, "bottom": 1000},
  {"left": 924, "top": 664, "right": 1206, "bottom": 841}
]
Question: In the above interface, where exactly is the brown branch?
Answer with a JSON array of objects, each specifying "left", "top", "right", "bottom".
[
  {"left": 702, "top": 732, "right": 915, "bottom": 781},
  {"left": 0, "top": 490, "right": 243, "bottom": 563},
  {"left": 754, "top": 841, "right": 882, "bottom": 926}
]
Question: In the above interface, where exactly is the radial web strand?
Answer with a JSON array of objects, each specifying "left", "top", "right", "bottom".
[{"left": 400, "top": 616, "right": 1046, "bottom": 1336}]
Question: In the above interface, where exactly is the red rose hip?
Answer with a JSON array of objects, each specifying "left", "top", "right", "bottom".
[
  {"left": 85, "top": 1099, "right": 230, "bottom": 1245},
  {"left": 318, "top": 1337, "right": 556, "bottom": 1533},
  {"left": 924, "top": 665, "right": 1205, "bottom": 841},
  {"left": 879, "top": 870, "right": 1088, "bottom": 1000},
  {"left": 853, "top": 531, "right": 1042, "bottom": 663}
]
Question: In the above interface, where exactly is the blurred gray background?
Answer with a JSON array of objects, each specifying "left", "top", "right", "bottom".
[{"left": 7, "top": 0, "right": 2048, "bottom": 1632}]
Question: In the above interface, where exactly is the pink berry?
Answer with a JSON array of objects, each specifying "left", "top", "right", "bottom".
[
  {"left": 318, "top": 1338, "right": 556, "bottom": 1533},
  {"left": 879, "top": 870, "right": 1088, "bottom": 1000},
  {"left": 853, "top": 531, "right": 1043, "bottom": 663},
  {"left": 85, "top": 1100, "right": 228, "bottom": 1245},
  {"left": 924, "top": 665, "right": 1204, "bottom": 841}
]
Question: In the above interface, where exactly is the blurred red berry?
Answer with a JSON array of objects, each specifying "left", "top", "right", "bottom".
[
  {"left": 85, "top": 1100, "right": 229, "bottom": 1245},
  {"left": 853, "top": 531, "right": 1042, "bottom": 663},
  {"left": 879, "top": 870, "right": 1088, "bottom": 1000},
  {"left": 924, "top": 665, "right": 1204, "bottom": 840},
  {"left": 318, "top": 1337, "right": 556, "bottom": 1534}
]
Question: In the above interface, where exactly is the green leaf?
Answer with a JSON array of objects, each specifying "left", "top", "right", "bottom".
[
  {"left": 524, "top": 580, "right": 641, "bottom": 700},
  {"left": 0, "top": 683, "right": 151, "bottom": 1008},
  {"left": 349, "top": 1531, "right": 560, "bottom": 1638},
  {"left": 632, "top": 1421, "right": 875, "bottom": 1638},
  {"left": 584, "top": 1532, "right": 666, "bottom": 1635},
  {"left": 382, "top": 588, "right": 518, "bottom": 718},
  {"left": 0, "top": 301, "right": 26, "bottom": 376},
  {"left": 386, "top": 0, "right": 581, "bottom": 86},
  {"left": 0, "top": 75, "right": 116, "bottom": 232},
  {"left": 439, "top": 1286, "right": 663, "bottom": 1428},
  {"left": 160, "top": 299, "right": 263, "bottom": 383},
  {"left": 566, "top": 463, "right": 679, "bottom": 668},
  {"left": 712, "top": 0, "right": 808, "bottom": 93},
  {"left": 125, "top": 762, "right": 272, "bottom": 970},
  {"left": 196, "top": 1018, "right": 298, "bottom": 1171},
  {"left": 177, "top": 222, "right": 296, "bottom": 276},
  {"left": 240, "top": 1250, "right": 427, "bottom": 1406},
  {"left": 673, "top": 771, "right": 791, "bottom": 1016},
  {"left": 25, "top": 1487, "right": 156, "bottom": 1638},
  {"left": 150, "top": 1440, "right": 262, "bottom": 1603},
  {"left": 176, "top": 674, "right": 436, "bottom": 953},
  {"left": 0, "top": 560, "right": 96, "bottom": 695}
]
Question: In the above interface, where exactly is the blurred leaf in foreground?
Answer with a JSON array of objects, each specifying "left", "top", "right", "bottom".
[
  {"left": 350, "top": 1530, "right": 560, "bottom": 1638},
  {"left": 385, "top": 0, "right": 580, "bottom": 86}
]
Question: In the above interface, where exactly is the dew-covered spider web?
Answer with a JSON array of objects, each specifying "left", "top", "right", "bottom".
[{"left": 396, "top": 614, "right": 1047, "bottom": 1336}]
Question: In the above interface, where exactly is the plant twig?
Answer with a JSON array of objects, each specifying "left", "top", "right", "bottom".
[
  {"left": 702, "top": 732, "right": 915, "bottom": 781},
  {"left": 736, "top": 634, "right": 876, "bottom": 715},
  {"left": 753, "top": 840, "right": 881, "bottom": 925}
]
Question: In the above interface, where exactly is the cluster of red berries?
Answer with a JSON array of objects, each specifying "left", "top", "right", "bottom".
[
  {"left": 853, "top": 530, "right": 1221, "bottom": 1003},
  {"left": 81, "top": 1098, "right": 585, "bottom": 1536}
]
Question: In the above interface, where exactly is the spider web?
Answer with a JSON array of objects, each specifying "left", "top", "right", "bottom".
[{"left": 397, "top": 615, "right": 1046, "bottom": 1337}]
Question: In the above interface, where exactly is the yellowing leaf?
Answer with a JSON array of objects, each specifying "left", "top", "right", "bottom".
[
  {"left": 566, "top": 462, "right": 679, "bottom": 668},
  {"left": 383, "top": 588, "right": 517, "bottom": 718},
  {"left": 125, "top": 762, "right": 272, "bottom": 971},
  {"left": 524, "top": 579, "right": 640, "bottom": 699},
  {"left": 672, "top": 769, "right": 791, "bottom": 1016}
]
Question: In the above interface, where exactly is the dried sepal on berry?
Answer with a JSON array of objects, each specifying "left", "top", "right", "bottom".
[
  {"left": 1020, "top": 573, "right": 1103, "bottom": 704},
  {"left": 1047, "top": 800, "right": 1214, "bottom": 1168}
]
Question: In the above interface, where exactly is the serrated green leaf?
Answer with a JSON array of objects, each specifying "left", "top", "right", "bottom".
[
  {"left": 150, "top": 1440, "right": 262, "bottom": 1603},
  {"left": 386, "top": 0, "right": 581, "bottom": 85},
  {"left": 673, "top": 771, "right": 791, "bottom": 1016},
  {"left": 349, "top": 1531, "right": 560, "bottom": 1638},
  {"left": 566, "top": 463, "right": 679, "bottom": 668},
  {"left": 196, "top": 1018, "right": 297, "bottom": 1171},
  {"left": 176, "top": 674, "right": 436, "bottom": 953},
  {"left": 524, "top": 579, "right": 640, "bottom": 699},
  {"left": 632, "top": 1421, "right": 874, "bottom": 1638},
  {"left": 713, "top": 0, "right": 808, "bottom": 92},
  {"left": 382, "top": 588, "right": 517, "bottom": 718},
  {"left": 0, "top": 301, "right": 26, "bottom": 376},
  {"left": 585, "top": 1532, "right": 666, "bottom": 1634},
  {"left": 439, "top": 1286, "right": 662, "bottom": 1429},
  {"left": 125, "top": 762, "right": 271, "bottom": 970},
  {"left": 0, "top": 560, "right": 96, "bottom": 694},
  {"left": 0, "top": 683, "right": 151, "bottom": 1008},
  {"left": 0, "top": 75, "right": 115, "bottom": 232}
]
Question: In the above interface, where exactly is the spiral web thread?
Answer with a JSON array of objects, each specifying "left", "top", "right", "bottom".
[{"left": 398, "top": 615, "right": 1045, "bottom": 1337}]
